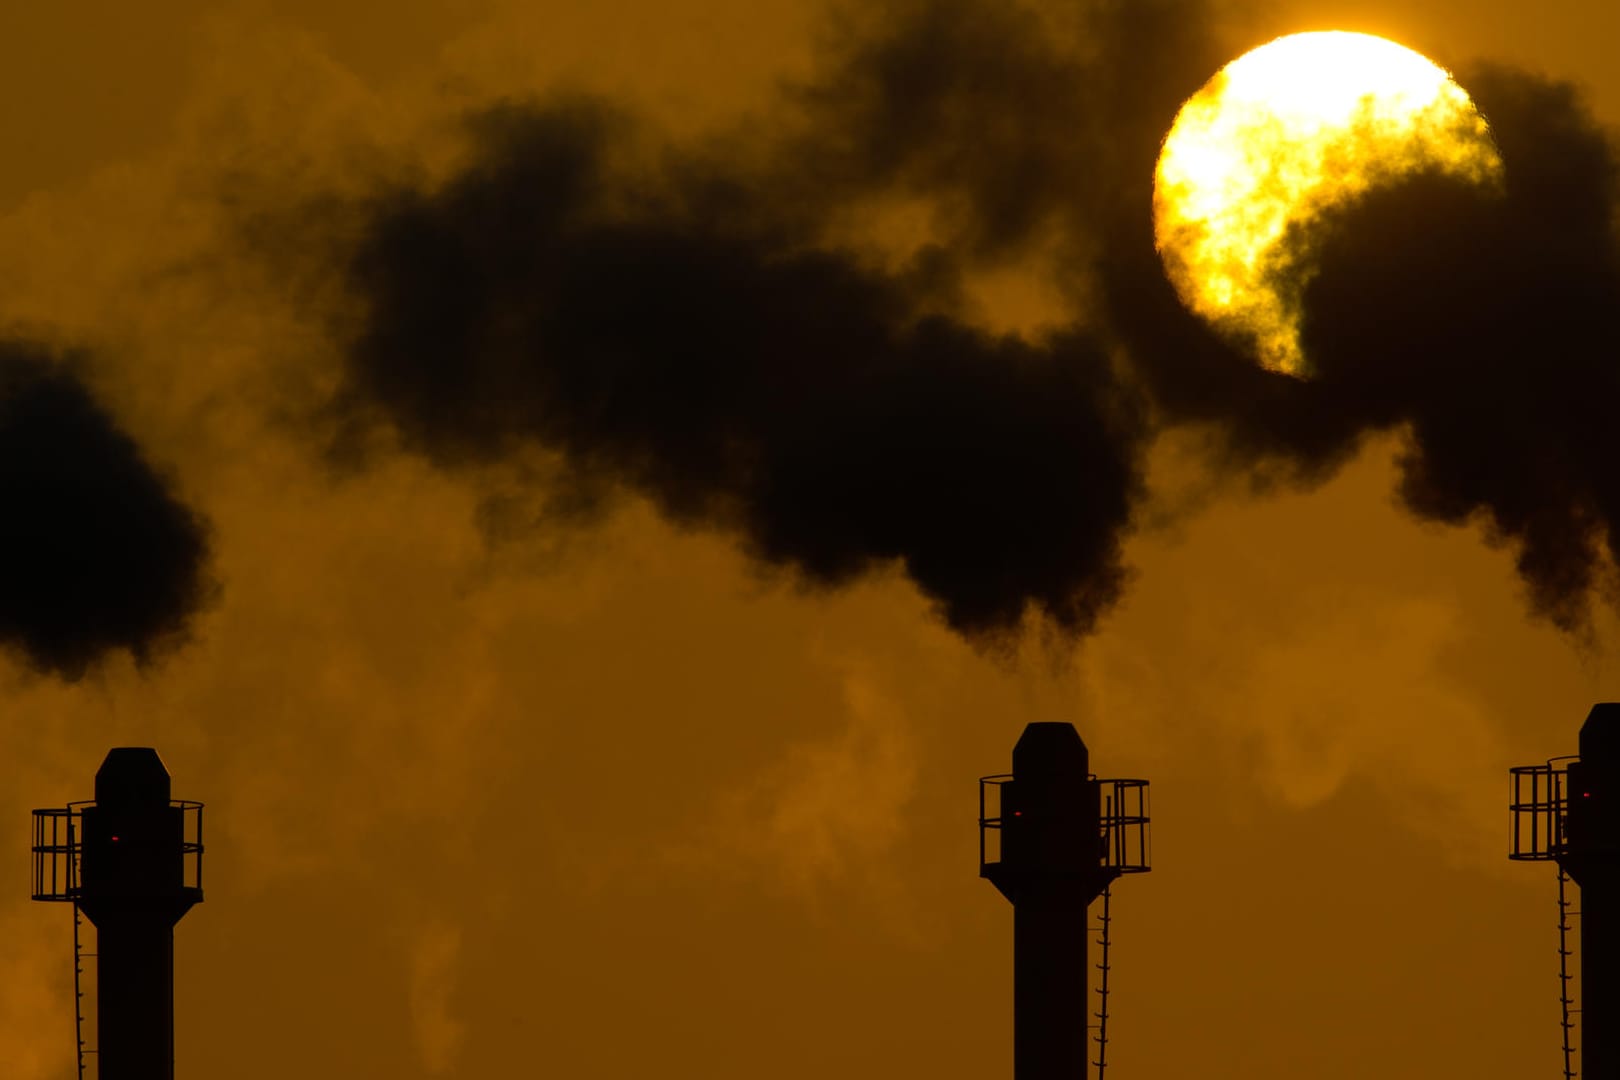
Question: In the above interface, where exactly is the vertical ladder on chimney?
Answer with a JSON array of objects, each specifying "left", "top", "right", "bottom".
[
  {"left": 72, "top": 901, "right": 96, "bottom": 1080},
  {"left": 1092, "top": 883, "right": 1113, "bottom": 1079},
  {"left": 1558, "top": 867, "right": 1579, "bottom": 1080},
  {"left": 67, "top": 811, "right": 95, "bottom": 1080}
]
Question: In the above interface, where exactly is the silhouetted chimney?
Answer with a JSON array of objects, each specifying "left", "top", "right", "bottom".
[
  {"left": 1510, "top": 703, "right": 1620, "bottom": 1079},
  {"left": 980, "top": 722, "right": 1150, "bottom": 1079},
  {"left": 33, "top": 748, "right": 204, "bottom": 1080}
]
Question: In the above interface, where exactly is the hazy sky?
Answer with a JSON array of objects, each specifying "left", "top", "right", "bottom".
[{"left": 5, "top": 1, "right": 1620, "bottom": 1078}]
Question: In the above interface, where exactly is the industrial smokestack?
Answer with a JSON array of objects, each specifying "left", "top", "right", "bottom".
[
  {"left": 1567, "top": 705, "right": 1620, "bottom": 1080},
  {"left": 32, "top": 748, "right": 204, "bottom": 1080},
  {"left": 1510, "top": 703, "right": 1620, "bottom": 1078},
  {"left": 980, "top": 722, "right": 1150, "bottom": 1079}
]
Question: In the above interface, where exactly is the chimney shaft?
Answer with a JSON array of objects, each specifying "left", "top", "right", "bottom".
[
  {"left": 91, "top": 919, "right": 178, "bottom": 1079},
  {"left": 1013, "top": 886, "right": 1092, "bottom": 1077}
]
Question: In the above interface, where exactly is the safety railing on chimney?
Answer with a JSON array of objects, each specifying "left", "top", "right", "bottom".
[
  {"left": 32, "top": 801, "right": 204, "bottom": 902},
  {"left": 978, "top": 775, "right": 1152, "bottom": 875},
  {"left": 1510, "top": 761, "right": 1575, "bottom": 861}
]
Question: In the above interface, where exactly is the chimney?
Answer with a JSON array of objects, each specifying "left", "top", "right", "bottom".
[
  {"left": 33, "top": 748, "right": 205, "bottom": 1080},
  {"left": 1510, "top": 703, "right": 1620, "bottom": 1078},
  {"left": 980, "top": 722, "right": 1150, "bottom": 1079}
]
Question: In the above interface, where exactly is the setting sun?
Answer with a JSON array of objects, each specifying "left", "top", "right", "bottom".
[{"left": 1154, "top": 31, "right": 1502, "bottom": 376}]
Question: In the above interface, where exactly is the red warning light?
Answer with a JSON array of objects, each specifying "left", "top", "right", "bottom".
[
  {"left": 1013, "top": 811, "right": 1022, "bottom": 817},
  {"left": 110, "top": 835, "right": 120, "bottom": 842}
]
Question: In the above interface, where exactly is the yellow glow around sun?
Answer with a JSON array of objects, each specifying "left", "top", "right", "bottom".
[{"left": 1154, "top": 31, "right": 1502, "bottom": 376}]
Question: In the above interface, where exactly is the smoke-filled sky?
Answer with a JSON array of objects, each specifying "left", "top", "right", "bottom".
[{"left": 5, "top": 0, "right": 1620, "bottom": 1077}]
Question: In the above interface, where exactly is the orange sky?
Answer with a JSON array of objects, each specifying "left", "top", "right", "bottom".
[{"left": 3, "top": 1, "right": 1619, "bottom": 1078}]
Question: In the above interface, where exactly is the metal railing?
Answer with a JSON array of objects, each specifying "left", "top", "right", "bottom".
[
  {"left": 31, "top": 801, "right": 205, "bottom": 902},
  {"left": 1100, "top": 779, "right": 1151, "bottom": 875},
  {"left": 32, "top": 802, "right": 91, "bottom": 902},
  {"left": 979, "top": 775, "right": 1151, "bottom": 874},
  {"left": 1510, "top": 761, "right": 1575, "bottom": 861}
]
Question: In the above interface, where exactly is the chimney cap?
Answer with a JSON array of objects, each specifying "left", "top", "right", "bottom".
[
  {"left": 1011, "top": 722, "right": 1090, "bottom": 781},
  {"left": 94, "top": 747, "right": 172, "bottom": 809}
]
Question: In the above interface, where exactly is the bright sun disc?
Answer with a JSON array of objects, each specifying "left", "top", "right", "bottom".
[{"left": 1154, "top": 31, "right": 1502, "bottom": 377}]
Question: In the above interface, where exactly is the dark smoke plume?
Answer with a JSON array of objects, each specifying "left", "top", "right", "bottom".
[
  {"left": 335, "top": 99, "right": 1145, "bottom": 640},
  {"left": 318, "top": 0, "right": 1227, "bottom": 643},
  {"left": 0, "top": 344, "right": 213, "bottom": 677},
  {"left": 319, "top": 0, "right": 1620, "bottom": 640}
]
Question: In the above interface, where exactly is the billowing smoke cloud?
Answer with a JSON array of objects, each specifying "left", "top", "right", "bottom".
[
  {"left": 317, "top": 0, "right": 1620, "bottom": 640},
  {"left": 317, "top": 0, "right": 1223, "bottom": 643},
  {"left": 0, "top": 344, "right": 213, "bottom": 677},
  {"left": 330, "top": 110, "right": 1150, "bottom": 640}
]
